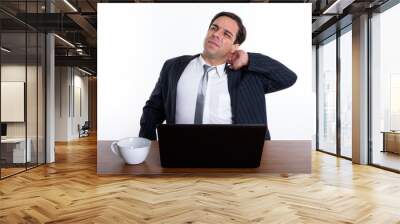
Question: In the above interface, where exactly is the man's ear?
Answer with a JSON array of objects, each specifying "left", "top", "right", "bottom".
[{"left": 231, "top": 44, "right": 240, "bottom": 53}]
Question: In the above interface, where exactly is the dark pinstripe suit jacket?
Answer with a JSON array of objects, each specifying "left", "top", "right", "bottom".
[{"left": 139, "top": 53, "right": 297, "bottom": 140}]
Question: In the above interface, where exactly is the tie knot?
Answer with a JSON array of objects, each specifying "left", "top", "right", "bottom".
[{"left": 203, "top": 64, "right": 215, "bottom": 73}]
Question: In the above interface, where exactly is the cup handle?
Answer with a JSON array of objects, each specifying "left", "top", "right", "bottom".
[{"left": 111, "top": 142, "right": 120, "bottom": 157}]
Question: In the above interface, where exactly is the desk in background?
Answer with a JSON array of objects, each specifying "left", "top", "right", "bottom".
[
  {"left": 382, "top": 131, "right": 400, "bottom": 154},
  {"left": 1, "top": 138, "right": 32, "bottom": 164},
  {"left": 97, "top": 140, "right": 312, "bottom": 175}
]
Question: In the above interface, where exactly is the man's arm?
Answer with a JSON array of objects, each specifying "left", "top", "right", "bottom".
[
  {"left": 138, "top": 61, "right": 169, "bottom": 140},
  {"left": 245, "top": 52, "right": 297, "bottom": 94}
]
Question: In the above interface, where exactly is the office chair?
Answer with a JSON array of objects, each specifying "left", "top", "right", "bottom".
[{"left": 79, "top": 121, "right": 90, "bottom": 138}]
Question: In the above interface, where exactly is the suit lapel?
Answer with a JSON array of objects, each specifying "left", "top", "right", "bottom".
[{"left": 226, "top": 67, "right": 241, "bottom": 123}]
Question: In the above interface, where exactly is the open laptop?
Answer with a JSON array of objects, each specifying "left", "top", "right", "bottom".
[{"left": 156, "top": 124, "right": 266, "bottom": 168}]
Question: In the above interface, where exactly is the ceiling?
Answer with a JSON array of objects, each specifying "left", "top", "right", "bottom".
[{"left": 0, "top": 0, "right": 392, "bottom": 75}]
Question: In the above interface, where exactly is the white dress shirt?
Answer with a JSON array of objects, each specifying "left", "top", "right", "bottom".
[{"left": 175, "top": 55, "right": 232, "bottom": 124}]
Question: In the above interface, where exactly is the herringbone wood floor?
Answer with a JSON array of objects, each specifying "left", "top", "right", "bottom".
[{"left": 1, "top": 135, "right": 400, "bottom": 224}]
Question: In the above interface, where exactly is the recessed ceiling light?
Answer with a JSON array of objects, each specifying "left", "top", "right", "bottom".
[
  {"left": 77, "top": 67, "right": 93, "bottom": 76},
  {"left": 54, "top": 34, "right": 75, "bottom": 48},
  {"left": 1, "top": 47, "right": 11, "bottom": 53},
  {"left": 63, "top": 0, "right": 78, "bottom": 12},
  {"left": 323, "top": 0, "right": 355, "bottom": 15}
]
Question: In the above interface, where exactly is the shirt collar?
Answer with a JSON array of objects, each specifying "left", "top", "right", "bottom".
[{"left": 198, "top": 54, "right": 226, "bottom": 77}]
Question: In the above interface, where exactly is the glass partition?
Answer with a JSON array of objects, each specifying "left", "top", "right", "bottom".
[
  {"left": 27, "top": 30, "right": 38, "bottom": 169},
  {"left": 1, "top": 31, "right": 28, "bottom": 177},
  {"left": 0, "top": 1, "right": 46, "bottom": 179},
  {"left": 38, "top": 32, "right": 45, "bottom": 165},
  {"left": 317, "top": 35, "right": 337, "bottom": 155}
]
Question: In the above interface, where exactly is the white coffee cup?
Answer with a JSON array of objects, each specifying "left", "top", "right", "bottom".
[{"left": 111, "top": 137, "right": 151, "bottom": 164}]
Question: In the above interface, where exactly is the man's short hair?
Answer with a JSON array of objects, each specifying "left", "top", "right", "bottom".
[{"left": 209, "top": 11, "right": 246, "bottom": 45}]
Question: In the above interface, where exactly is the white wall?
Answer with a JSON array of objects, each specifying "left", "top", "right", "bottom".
[
  {"left": 73, "top": 72, "right": 89, "bottom": 137},
  {"left": 55, "top": 67, "right": 68, "bottom": 141},
  {"left": 55, "top": 67, "right": 89, "bottom": 141},
  {"left": 98, "top": 3, "right": 314, "bottom": 141}
]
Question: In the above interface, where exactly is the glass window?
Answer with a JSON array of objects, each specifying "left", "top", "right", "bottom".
[
  {"left": 340, "top": 28, "right": 352, "bottom": 158},
  {"left": 318, "top": 36, "right": 337, "bottom": 154},
  {"left": 371, "top": 3, "right": 400, "bottom": 171}
]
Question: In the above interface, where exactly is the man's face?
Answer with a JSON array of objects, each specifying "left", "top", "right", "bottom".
[{"left": 203, "top": 16, "right": 240, "bottom": 60}]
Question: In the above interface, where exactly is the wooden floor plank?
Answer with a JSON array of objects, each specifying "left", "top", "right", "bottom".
[{"left": 1, "top": 134, "right": 400, "bottom": 223}]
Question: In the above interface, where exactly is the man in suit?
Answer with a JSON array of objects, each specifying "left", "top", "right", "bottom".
[{"left": 139, "top": 11, "right": 297, "bottom": 140}]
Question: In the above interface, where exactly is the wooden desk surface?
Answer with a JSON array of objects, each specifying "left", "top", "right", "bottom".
[
  {"left": 97, "top": 140, "right": 311, "bottom": 175},
  {"left": 1, "top": 138, "right": 27, "bottom": 143}
]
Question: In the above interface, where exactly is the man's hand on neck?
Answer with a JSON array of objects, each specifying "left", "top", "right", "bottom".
[
  {"left": 227, "top": 50, "right": 248, "bottom": 70},
  {"left": 202, "top": 50, "right": 249, "bottom": 70}
]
